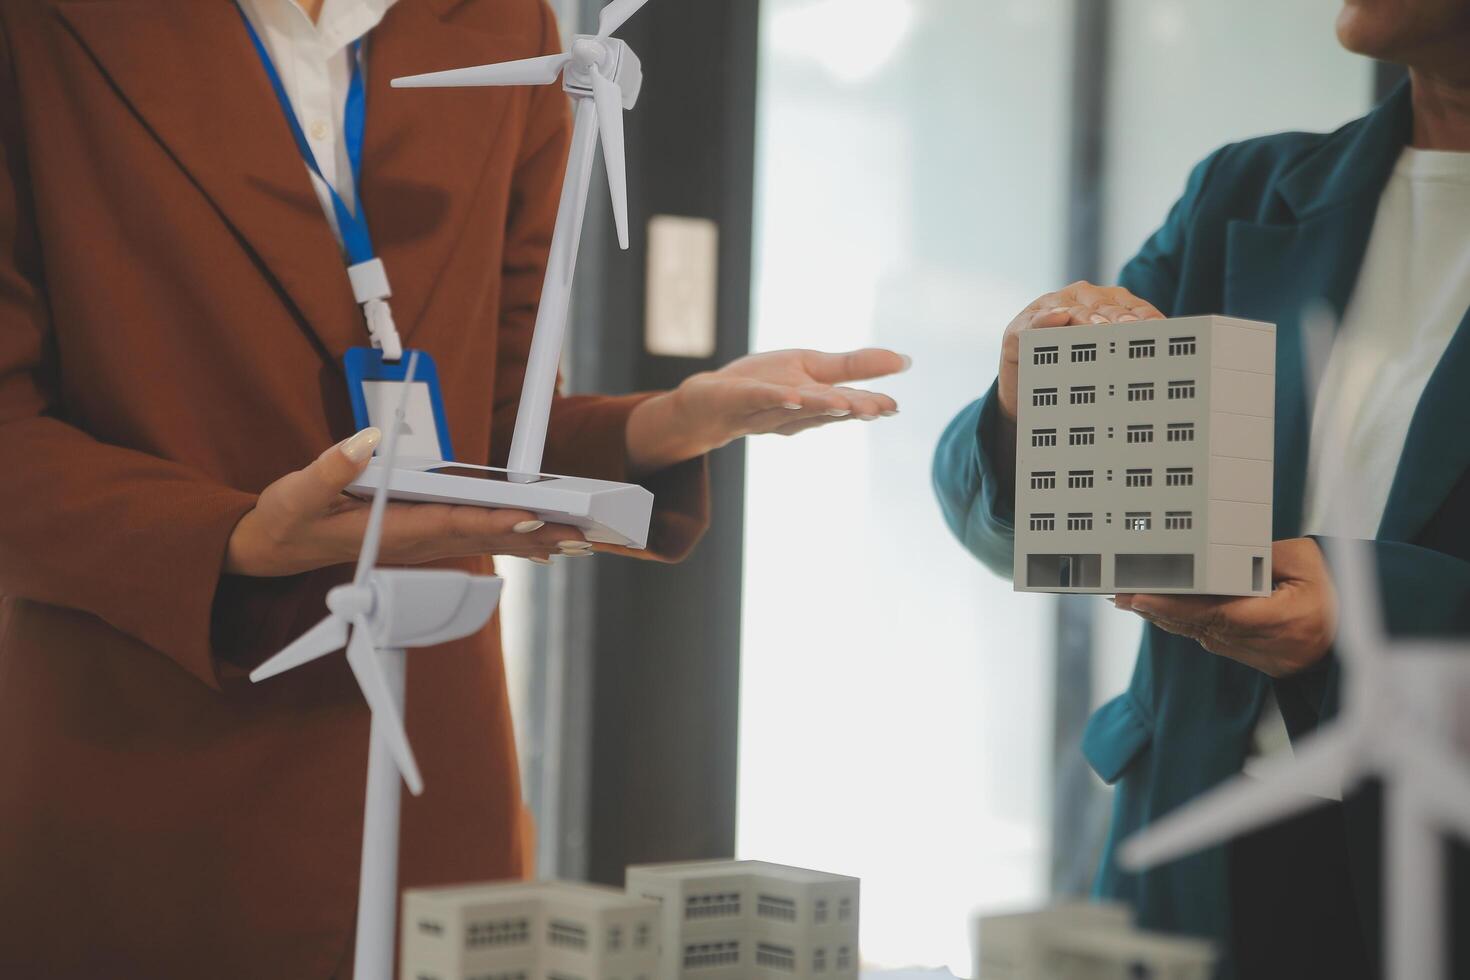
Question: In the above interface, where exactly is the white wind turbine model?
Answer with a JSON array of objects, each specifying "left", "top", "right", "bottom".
[
  {"left": 251, "top": 353, "right": 504, "bottom": 980},
  {"left": 346, "top": 0, "right": 660, "bottom": 549},
  {"left": 1118, "top": 312, "right": 1470, "bottom": 980}
]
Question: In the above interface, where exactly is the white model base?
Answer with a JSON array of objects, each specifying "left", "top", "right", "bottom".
[{"left": 349, "top": 458, "right": 654, "bottom": 549}]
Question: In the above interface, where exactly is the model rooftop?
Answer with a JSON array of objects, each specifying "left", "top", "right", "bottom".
[{"left": 627, "top": 860, "right": 858, "bottom": 885}]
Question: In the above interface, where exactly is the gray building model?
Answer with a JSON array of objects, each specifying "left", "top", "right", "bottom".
[{"left": 1014, "top": 315, "right": 1275, "bottom": 596}]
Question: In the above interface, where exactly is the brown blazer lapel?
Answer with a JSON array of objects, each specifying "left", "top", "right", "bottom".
[
  {"left": 359, "top": 0, "right": 525, "bottom": 346},
  {"left": 54, "top": 0, "right": 365, "bottom": 358}
]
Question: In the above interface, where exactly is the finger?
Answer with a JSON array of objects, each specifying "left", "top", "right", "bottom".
[
  {"left": 792, "top": 386, "right": 854, "bottom": 418},
  {"left": 1092, "top": 303, "right": 1142, "bottom": 323},
  {"left": 799, "top": 348, "right": 910, "bottom": 385},
  {"left": 830, "top": 386, "right": 891, "bottom": 421},
  {"left": 276, "top": 428, "right": 383, "bottom": 520},
  {"left": 1064, "top": 304, "right": 1100, "bottom": 325},
  {"left": 772, "top": 415, "right": 848, "bottom": 437},
  {"left": 729, "top": 378, "right": 807, "bottom": 413}
]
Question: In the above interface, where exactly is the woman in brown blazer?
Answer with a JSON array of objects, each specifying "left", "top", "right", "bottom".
[{"left": 0, "top": 0, "right": 904, "bottom": 976}]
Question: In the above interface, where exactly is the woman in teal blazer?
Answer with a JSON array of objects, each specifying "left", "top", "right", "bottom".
[{"left": 932, "top": 15, "right": 1470, "bottom": 977}]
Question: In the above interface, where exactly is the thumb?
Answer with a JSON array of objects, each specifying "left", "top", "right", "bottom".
[{"left": 278, "top": 428, "right": 383, "bottom": 517}]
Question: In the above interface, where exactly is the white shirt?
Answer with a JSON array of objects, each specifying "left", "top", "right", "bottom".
[
  {"left": 237, "top": 0, "right": 397, "bottom": 247},
  {"left": 1249, "top": 146, "right": 1470, "bottom": 774}
]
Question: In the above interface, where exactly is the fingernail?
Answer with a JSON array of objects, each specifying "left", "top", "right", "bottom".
[
  {"left": 783, "top": 402, "right": 804, "bottom": 411},
  {"left": 858, "top": 413, "right": 879, "bottom": 421},
  {"left": 827, "top": 409, "right": 851, "bottom": 418},
  {"left": 897, "top": 354, "right": 913, "bottom": 372},
  {"left": 340, "top": 428, "right": 383, "bottom": 463},
  {"left": 1049, "top": 307, "right": 1070, "bottom": 314},
  {"left": 531, "top": 557, "right": 551, "bottom": 566},
  {"left": 881, "top": 410, "right": 900, "bottom": 417},
  {"left": 513, "top": 520, "right": 546, "bottom": 534},
  {"left": 559, "top": 540, "right": 593, "bottom": 552},
  {"left": 1089, "top": 314, "right": 1108, "bottom": 324},
  {"left": 1119, "top": 314, "right": 1139, "bottom": 322},
  {"left": 560, "top": 550, "right": 594, "bottom": 559}
]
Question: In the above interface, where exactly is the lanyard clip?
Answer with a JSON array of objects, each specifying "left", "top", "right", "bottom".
[{"left": 348, "top": 258, "right": 404, "bottom": 362}]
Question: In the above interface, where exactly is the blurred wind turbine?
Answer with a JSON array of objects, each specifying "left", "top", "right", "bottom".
[
  {"left": 251, "top": 353, "right": 504, "bottom": 980},
  {"left": 393, "top": 0, "right": 654, "bottom": 480},
  {"left": 1118, "top": 307, "right": 1470, "bottom": 980}
]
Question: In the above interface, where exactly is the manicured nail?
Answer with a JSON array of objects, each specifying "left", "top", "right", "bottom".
[
  {"left": 1119, "top": 314, "right": 1139, "bottom": 322},
  {"left": 897, "top": 354, "right": 913, "bottom": 372},
  {"left": 783, "top": 402, "right": 804, "bottom": 411},
  {"left": 559, "top": 540, "right": 593, "bottom": 552},
  {"left": 858, "top": 413, "right": 879, "bottom": 421},
  {"left": 560, "top": 550, "right": 594, "bottom": 558},
  {"left": 513, "top": 520, "right": 546, "bottom": 534},
  {"left": 881, "top": 410, "right": 899, "bottom": 417},
  {"left": 531, "top": 557, "right": 551, "bottom": 566},
  {"left": 1049, "top": 307, "right": 1070, "bottom": 314},
  {"left": 340, "top": 428, "right": 383, "bottom": 463},
  {"left": 827, "top": 409, "right": 851, "bottom": 418},
  {"left": 1089, "top": 313, "right": 1108, "bottom": 324}
]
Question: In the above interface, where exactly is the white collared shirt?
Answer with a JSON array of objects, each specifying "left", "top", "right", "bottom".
[
  {"left": 237, "top": 0, "right": 398, "bottom": 247},
  {"left": 1248, "top": 146, "right": 1470, "bottom": 779}
]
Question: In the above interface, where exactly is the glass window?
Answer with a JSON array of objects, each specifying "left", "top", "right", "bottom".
[{"left": 740, "top": 5, "right": 1064, "bottom": 971}]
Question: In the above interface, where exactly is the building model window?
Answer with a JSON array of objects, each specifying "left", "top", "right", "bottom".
[
  {"left": 815, "top": 948, "right": 828, "bottom": 972},
  {"left": 1033, "top": 387, "right": 1058, "bottom": 407},
  {"left": 1128, "top": 339, "right": 1156, "bottom": 359},
  {"left": 1165, "top": 467, "right": 1194, "bottom": 487},
  {"left": 635, "top": 922, "right": 651, "bottom": 948},
  {"left": 837, "top": 947, "right": 853, "bottom": 970},
  {"left": 755, "top": 894, "right": 797, "bottom": 922},
  {"left": 1068, "top": 427, "right": 1096, "bottom": 446},
  {"left": 1125, "top": 468, "right": 1153, "bottom": 488},
  {"left": 685, "top": 892, "right": 742, "bottom": 920},
  {"left": 1125, "top": 424, "right": 1154, "bottom": 444},
  {"left": 756, "top": 943, "right": 797, "bottom": 971},
  {"left": 815, "top": 900, "right": 829, "bottom": 924},
  {"left": 547, "top": 920, "right": 589, "bottom": 950},
  {"left": 1031, "top": 471, "right": 1056, "bottom": 490},
  {"left": 1067, "top": 470, "right": 1094, "bottom": 489},
  {"left": 1030, "top": 514, "right": 1056, "bottom": 532},
  {"left": 1168, "top": 379, "right": 1196, "bottom": 400},
  {"left": 1069, "top": 385, "right": 1097, "bottom": 405},
  {"left": 1032, "top": 428, "right": 1058, "bottom": 447},
  {"left": 1168, "top": 336, "right": 1197, "bottom": 356},
  {"left": 1125, "top": 512, "right": 1152, "bottom": 531},
  {"left": 1165, "top": 511, "right": 1194, "bottom": 530},
  {"left": 467, "top": 918, "right": 531, "bottom": 949},
  {"left": 1127, "top": 382, "right": 1155, "bottom": 402},
  {"left": 838, "top": 898, "right": 853, "bottom": 921},
  {"left": 1071, "top": 343, "right": 1098, "bottom": 363},
  {"left": 684, "top": 941, "right": 740, "bottom": 968},
  {"left": 607, "top": 926, "right": 622, "bottom": 952},
  {"left": 1167, "top": 422, "right": 1196, "bottom": 443},
  {"left": 1034, "top": 345, "right": 1059, "bottom": 365},
  {"left": 1066, "top": 513, "right": 1094, "bottom": 531}
]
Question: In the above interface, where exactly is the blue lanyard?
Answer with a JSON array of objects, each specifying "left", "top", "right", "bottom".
[{"left": 238, "top": 7, "right": 374, "bottom": 267}]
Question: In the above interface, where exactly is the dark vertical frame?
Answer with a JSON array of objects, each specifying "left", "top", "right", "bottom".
[
  {"left": 1049, "top": 0, "right": 1112, "bottom": 897},
  {"left": 551, "top": 0, "right": 762, "bottom": 885}
]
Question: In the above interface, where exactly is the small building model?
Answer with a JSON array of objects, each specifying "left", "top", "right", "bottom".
[
  {"left": 626, "top": 860, "right": 860, "bottom": 980},
  {"left": 401, "top": 881, "right": 661, "bottom": 980},
  {"left": 976, "top": 901, "right": 1214, "bottom": 980},
  {"left": 1014, "top": 315, "right": 1275, "bottom": 596}
]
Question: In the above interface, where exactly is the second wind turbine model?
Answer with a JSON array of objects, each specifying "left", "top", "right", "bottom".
[
  {"left": 251, "top": 354, "right": 506, "bottom": 980},
  {"left": 347, "top": 0, "right": 660, "bottom": 548}
]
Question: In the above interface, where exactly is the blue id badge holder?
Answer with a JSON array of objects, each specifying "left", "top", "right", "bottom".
[{"left": 345, "top": 348, "right": 455, "bottom": 461}]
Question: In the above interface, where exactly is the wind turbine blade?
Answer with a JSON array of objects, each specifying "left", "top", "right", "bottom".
[
  {"left": 250, "top": 615, "right": 348, "bottom": 683},
  {"left": 345, "top": 620, "right": 424, "bottom": 796},
  {"left": 590, "top": 67, "right": 630, "bottom": 250},
  {"left": 1119, "top": 726, "right": 1357, "bottom": 870},
  {"left": 598, "top": 0, "right": 652, "bottom": 37},
  {"left": 392, "top": 54, "right": 571, "bottom": 89},
  {"left": 354, "top": 352, "right": 420, "bottom": 586},
  {"left": 1406, "top": 737, "right": 1470, "bottom": 841}
]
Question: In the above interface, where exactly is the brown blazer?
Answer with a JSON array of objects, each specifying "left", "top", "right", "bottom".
[{"left": 0, "top": 1, "right": 708, "bottom": 976}]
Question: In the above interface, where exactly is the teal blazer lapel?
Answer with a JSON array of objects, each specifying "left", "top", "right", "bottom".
[
  {"left": 1379, "top": 306, "right": 1470, "bottom": 541},
  {"left": 1223, "top": 84, "right": 1413, "bottom": 538}
]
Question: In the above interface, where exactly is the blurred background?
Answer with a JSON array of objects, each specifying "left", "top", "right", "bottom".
[{"left": 496, "top": 0, "right": 1386, "bottom": 974}]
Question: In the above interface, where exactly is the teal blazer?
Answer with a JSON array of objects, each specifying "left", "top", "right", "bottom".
[{"left": 933, "top": 83, "right": 1470, "bottom": 974}]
